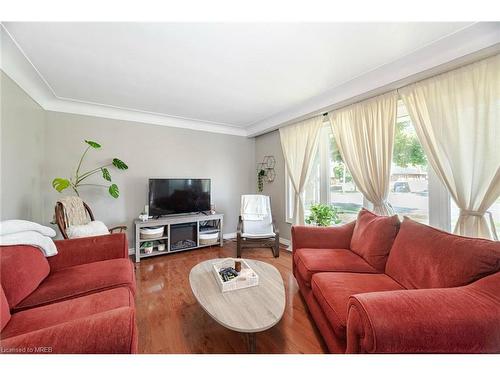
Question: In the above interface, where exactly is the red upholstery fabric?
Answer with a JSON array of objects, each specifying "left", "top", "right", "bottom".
[
  {"left": 1, "top": 307, "right": 137, "bottom": 354},
  {"left": 0, "top": 246, "right": 49, "bottom": 308},
  {"left": 50, "top": 233, "right": 128, "bottom": 271},
  {"left": 294, "top": 267, "right": 345, "bottom": 353},
  {"left": 292, "top": 222, "right": 356, "bottom": 254},
  {"left": 2, "top": 287, "right": 134, "bottom": 339},
  {"left": 350, "top": 209, "right": 400, "bottom": 272},
  {"left": 386, "top": 218, "right": 500, "bottom": 289},
  {"left": 15, "top": 258, "right": 135, "bottom": 311},
  {"left": 1, "top": 285, "right": 11, "bottom": 331},
  {"left": 311, "top": 272, "right": 403, "bottom": 340},
  {"left": 346, "top": 272, "right": 500, "bottom": 353},
  {"left": 295, "top": 248, "right": 378, "bottom": 286}
]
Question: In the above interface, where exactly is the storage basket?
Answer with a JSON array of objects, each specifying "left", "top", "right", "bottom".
[
  {"left": 212, "top": 258, "right": 259, "bottom": 292},
  {"left": 199, "top": 231, "right": 219, "bottom": 245},
  {"left": 140, "top": 226, "right": 164, "bottom": 240}
]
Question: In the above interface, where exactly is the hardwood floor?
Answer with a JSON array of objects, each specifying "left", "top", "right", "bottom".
[{"left": 134, "top": 240, "right": 327, "bottom": 354}]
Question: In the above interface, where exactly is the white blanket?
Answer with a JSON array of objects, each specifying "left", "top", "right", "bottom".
[
  {"left": 0, "top": 219, "right": 56, "bottom": 237},
  {"left": 241, "top": 195, "right": 270, "bottom": 221},
  {"left": 0, "top": 230, "right": 58, "bottom": 257}
]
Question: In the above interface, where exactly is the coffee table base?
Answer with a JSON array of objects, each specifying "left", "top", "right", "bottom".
[{"left": 245, "top": 333, "right": 257, "bottom": 354}]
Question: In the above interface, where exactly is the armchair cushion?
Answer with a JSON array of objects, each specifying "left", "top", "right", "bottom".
[
  {"left": 346, "top": 272, "right": 500, "bottom": 353},
  {"left": 241, "top": 231, "right": 275, "bottom": 238},
  {"left": 66, "top": 220, "right": 109, "bottom": 239},
  {"left": 295, "top": 248, "right": 378, "bottom": 286},
  {"left": 14, "top": 258, "right": 135, "bottom": 311},
  {"left": 0, "top": 245, "right": 50, "bottom": 308},
  {"left": 385, "top": 218, "right": 500, "bottom": 289},
  {"left": 350, "top": 209, "right": 400, "bottom": 272},
  {"left": 1, "top": 287, "right": 137, "bottom": 354},
  {"left": 311, "top": 272, "right": 403, "bottom": 340}
]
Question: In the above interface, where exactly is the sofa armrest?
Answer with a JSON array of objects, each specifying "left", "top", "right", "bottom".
[
  {"left": 49, "top": 233, "right": 129, "bottom": 271},
  {"left": 0, "top": 307, "right": 137, "bottom": 354},
  {"left": 291, "top": 221, "right": 355, "bottom": 253},
  {"left": 346, "top": 273, "right": 500, "bottom": 353}
]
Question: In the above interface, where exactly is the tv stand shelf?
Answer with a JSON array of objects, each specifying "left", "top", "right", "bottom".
[{"left": 134, "top": 212, "right": 223, "bottom": 263}]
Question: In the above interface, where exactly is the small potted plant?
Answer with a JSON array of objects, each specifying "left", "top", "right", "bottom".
[
  {"left": 305, "top": 203, "right": 342, "bottom": 227},
  {"left": 257, "top": 169, "right": 266, "bottom": 192},
  {"left": 141, "top": 241, "right": 154, "bottom": 254}
]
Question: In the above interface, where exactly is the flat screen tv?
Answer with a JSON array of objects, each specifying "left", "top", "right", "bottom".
[{"left": 148, "top": 178, "right": 211, "bottom": 216}]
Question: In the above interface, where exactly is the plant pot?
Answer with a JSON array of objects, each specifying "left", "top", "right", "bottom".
[{"left": 143, "top": 246, "right": 154, "bottom": 254}]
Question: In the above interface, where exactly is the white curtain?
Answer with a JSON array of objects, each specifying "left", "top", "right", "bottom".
[
  {"left": 279, "top": 116, "right": 323, "bottom": 225},
  {"left": 328, "top": 91, "right": 398, "bottom": 215},
  {"left": 400, "top": 54, "right": 500, "bottom": 240}
]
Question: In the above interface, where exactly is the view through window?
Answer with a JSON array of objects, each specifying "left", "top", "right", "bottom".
[
  {"left": 387, "top": 102, "right": 429, "bottom": 224},
  {"left": 288, "top": 102, "right": 449, "bottom": 228}
]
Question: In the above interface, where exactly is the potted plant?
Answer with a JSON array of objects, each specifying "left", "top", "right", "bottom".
[
  {"left": 141, "top": 241, "right": 154, "bottom": 254},
  {"left": 52, "top": 139, "right": 128, "bottom": 198},
  {"left": 257, "top": 169, "right": 266, "bottom": 192},
  {"left": 305, "top": 203, "right": 342, "bottom": 227}
]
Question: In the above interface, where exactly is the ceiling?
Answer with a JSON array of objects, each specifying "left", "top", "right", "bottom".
[{"left": 2, "top": 22, "right": 499, "bottom": 136}]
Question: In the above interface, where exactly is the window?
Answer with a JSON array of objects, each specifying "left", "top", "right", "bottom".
[
  {"left": 328, "top": 131, "right": 363, "bottom": 223},
  {"left": 387, "top": 101, "right": 429, "bottom": 224},
  {"left": 286, "top": 122, "right": 362, "bottom": 223},
  {"left": 285, "top": 100, "right": 482, "bottom": 233}
]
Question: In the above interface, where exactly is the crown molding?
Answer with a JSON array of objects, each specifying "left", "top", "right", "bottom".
[
  {"left": 245, "top": 22, "right": 500, "bottom": 137},
  {"left": 2, "top": 23, "right": 499, "bottom": 139},
  {"left": 0, "top": 25, "right": 248, "bottom": 137}
]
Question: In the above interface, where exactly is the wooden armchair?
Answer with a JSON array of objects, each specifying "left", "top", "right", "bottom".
[
  {"left": 55, "top": 201, "right": 127, "bottom": 239},
  {"left": 236, "top": 195, "right": 279, "bottom": 258}
]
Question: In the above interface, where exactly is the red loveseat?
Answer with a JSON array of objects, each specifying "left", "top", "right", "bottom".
[
  {"left": 292, "top": 209, "right": 500, "bottom": 353},
  {"left": 0, "top": 233, "right": 137, "bottom": 354}
]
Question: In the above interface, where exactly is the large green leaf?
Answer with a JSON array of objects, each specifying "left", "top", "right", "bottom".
[
  {"left": 52, "top": 178, "right": 71, "bottom": 193},
  {"left": 85, "top": 140, "right": 101, "bottom": 149},
  {"left": 101, "top": 167, "right": 111, "bottom": 181},
  {"left": 108, "top": 184, "right": 119, "bottom": 198},
  {"left": 112, "top": 158, "right": 128, "bottom": 170}
]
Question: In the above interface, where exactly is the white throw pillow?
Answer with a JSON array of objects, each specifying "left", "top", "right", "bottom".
[{"left": 66, "top": 220, "right": 109, "bottom": 239}]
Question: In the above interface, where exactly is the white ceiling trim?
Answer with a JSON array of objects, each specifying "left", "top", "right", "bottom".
[
  {"left": 246, "top": 22, "right": 500, "bottom": 136},
  {"left": 2, "top": 23, "right": 499, "bottom": 138},
  {"left": 0, "top": 24, "right": 247, "bottom": 137}
]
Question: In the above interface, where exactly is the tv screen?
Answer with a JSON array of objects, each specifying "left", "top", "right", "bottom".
[{"left": 149, "top": 179, "right": 211, "bottom": 216}]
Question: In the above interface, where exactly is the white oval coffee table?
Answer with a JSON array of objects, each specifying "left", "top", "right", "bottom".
[{"left": 189, "top": 258, "right": 285, "bottom": 353}]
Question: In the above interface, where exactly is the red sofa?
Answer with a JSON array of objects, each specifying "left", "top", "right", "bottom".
[
  {"left": 0, "top": 233, "right": 137, "bottom": 354},
  {"left": 292, "top": 209, "right": 500, "bottom": 353}
]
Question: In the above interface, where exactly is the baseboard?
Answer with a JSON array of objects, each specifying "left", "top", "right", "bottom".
[
  {"left": 223, "top": 232, "right": 237, "bottom": 240},
  {"left": 280, "top": 238, "right": 292, "bottom": 251}
]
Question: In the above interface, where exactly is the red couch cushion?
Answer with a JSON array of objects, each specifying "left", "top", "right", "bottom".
[
  {"left": 350, "top": 209, "right": 400, "bottom": 272},
  {"left": 0, "top": 245, "right": 50, "bottom": 308},
  {"left": 311, "top": 272, "right": 403, "bottom": 340},
  {"left": 386, "top": 218, "right": 500, "bottom": 289},
  {"left": 1, "top": 285, "right": 11, "bottom": 331},
  {"left": 14, "top": 258, "right": 136, "bottom": 311},
  {"left": 2, "top": 287, "right": 134, "bottom": 339},
  {"left": 295, "top": 248, "right": 378, "bottom": 286}
]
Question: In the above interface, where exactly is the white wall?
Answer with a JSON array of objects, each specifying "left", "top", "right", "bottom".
[
  {"left": 42, "top": 111, "right": 255, "bottom": 246},
  {"left": 0, "top": 72, "right": 46, "bottom": 221}
]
